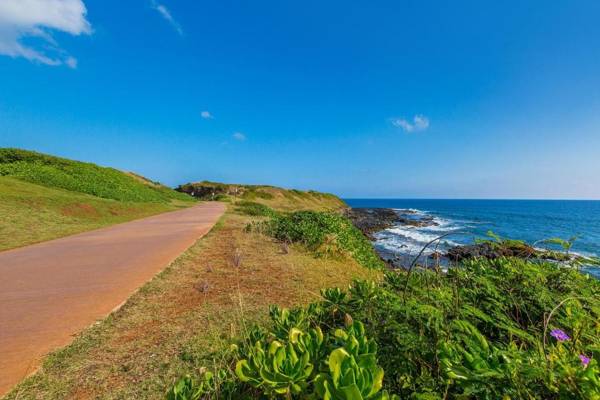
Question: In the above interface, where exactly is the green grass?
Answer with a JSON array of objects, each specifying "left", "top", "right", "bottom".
[
  {"left": 0, "top": 148, "right": 192, "bottom": 203},
  {"left": 0, "top": 177, "right": 190, "bottom": 251}
]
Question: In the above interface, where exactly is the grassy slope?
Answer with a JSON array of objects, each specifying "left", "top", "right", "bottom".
[
  {"left": 178, "top": 181, "right": 346, "bottom": 212},
  {"left": 4, "top": 194, "right": 379, "bottom": 399},
  {"left": 0, "top": 148, "right": 192, "bottom": 203},
  {"left": 240, "top": 186, "right": 345, "bottom": 212},
  {"left": 0, "top": 149, "right": 195, "bottom": 251}
]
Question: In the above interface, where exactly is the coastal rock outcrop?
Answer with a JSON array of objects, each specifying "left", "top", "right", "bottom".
[
  {"left": 344, "top": 208, "right": 401, "bottom": 237},
  {"left": 345, "top": 207, "right": 439, "bottom": 238},
  {"left": 446, "top": 241, "right": 537, "bottom": 262}
]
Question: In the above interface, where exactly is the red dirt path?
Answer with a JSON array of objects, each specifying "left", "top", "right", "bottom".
[{"left": 0, "top": 202, "right": 225, "bottom": 395}]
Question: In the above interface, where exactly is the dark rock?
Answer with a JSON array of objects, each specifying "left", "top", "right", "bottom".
[
  {"left": 344, "top": 208, "right": 401, "bottom": 237},
  {"left": 446, "top": 241, "right": 537, "bottom": 262},
  {"left": 397, "top": 215, "right": 438, "bottom": 228},
  {"left": 345, "top": 208, "right": 438, "bottom": 238}
]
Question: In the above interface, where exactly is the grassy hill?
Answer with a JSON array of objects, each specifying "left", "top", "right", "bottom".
[
  {"left": 0, "top": 148, "right": 191, "bottom": 203},
  {"left": 0, "top": 149, "right": 194, "bottom": 251},
  {"left": 177, "top": 181, "right": 346, "bottom": 211}
]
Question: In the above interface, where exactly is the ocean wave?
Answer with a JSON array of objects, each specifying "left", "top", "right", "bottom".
[
  {"left": 382, "top": 226, "right": 461, "bottom": 245},
  {"left": 392, "top": 208, "right": 425, "bottom": 215},
  {"left": 376, "top": 237, "right": 437, "bottom": 255}
]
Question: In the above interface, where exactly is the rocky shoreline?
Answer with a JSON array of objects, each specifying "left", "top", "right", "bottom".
[
  {"left": 346, "top": 207, "right": 587, "bottom": 268},
  {"left": 345, "top": 207, "right": 444, "bottom": 267},
  {"left": 344, "top": 208, "right": 438, "bottom": 237}
]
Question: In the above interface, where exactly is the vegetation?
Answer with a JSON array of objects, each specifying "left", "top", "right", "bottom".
[
  {"left": 234, "top": 319, "right": 396, "bottom": 399},
  {"left": 236, "top": 201, "right": 277, "bottom": 217},
  {"left": 177, "top": 181, "right": 345, "bottom": 211},
  {"left": 0, "top": 148, "right": 192, "bottom": 203},
  {"left": 166, "top": 257, "right": 600, "bottom": 399},
  {"left": 259, "top": 211, "right": 386, "bottom": 270}
]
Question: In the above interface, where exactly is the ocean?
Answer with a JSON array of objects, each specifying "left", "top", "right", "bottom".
[{"left": 344, "top": 199, "right": 600, "bottom": 278}]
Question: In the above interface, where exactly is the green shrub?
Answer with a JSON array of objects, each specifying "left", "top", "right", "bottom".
[
  {"left": 0, "top": 148, "right": 191, "bottom": 203},
  {"left": 236, "top": 201, "right": 276, "bottom": 217},
  {"left": 263, "top": 211, "right": 385, "bottom": 269}
]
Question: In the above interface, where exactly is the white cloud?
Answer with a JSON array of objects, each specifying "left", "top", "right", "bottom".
[
  {"left": 65, "top": 56, "right": 78, "bottom": 68},
  {"left": 232, "top": 132, "right": 246, "bottom": 141},
  {"left": 201, "top": 111, "right": 213, "bottom": 119},
  {"left": 150, "top": 1, "right": 183, "bottom": 36},
  {"left": 391, "top": 115, "right": 430, "bottom": 133},
  {"left": 0, "top": 0, "right": 91, "bottom": 67}
]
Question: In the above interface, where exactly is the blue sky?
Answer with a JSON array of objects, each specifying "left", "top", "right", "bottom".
[{"left": 1, "top": 0, "right": 599, "bottom": 199}]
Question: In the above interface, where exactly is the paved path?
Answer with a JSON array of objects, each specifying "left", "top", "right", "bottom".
[{"left": 0, "top": 202, "right": 225, "bottom": 395}]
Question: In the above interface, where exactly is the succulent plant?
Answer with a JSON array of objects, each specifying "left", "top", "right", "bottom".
[
  {"left": 334, "top": 322, "right": 378, "bottom": 365},
  {"left": 321, "top": 287, "right": 347, "bottom": 311},
  {"left": 269, "top": 305, "right": 311, "bottom": 339},
  {"left": 314, "top": 347, "right": 394, "bottom": 400},
  {"left": 235, "top": 335, "right": 314, "bottom": 397}
]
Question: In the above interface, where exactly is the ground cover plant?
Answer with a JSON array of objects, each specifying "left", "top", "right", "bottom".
[
  {"left": 168, "top": 256, "right": 600, "bottom": 399},
  {"left": 0, "top": 148, "right": 192, "bottom": 203}
]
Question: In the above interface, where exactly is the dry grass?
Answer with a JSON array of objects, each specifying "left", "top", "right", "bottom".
[
  {"left": 245, "top": 187, "right": 346, "bottom": 212},
  {"left": 4, "top": 208, "right": 379, "bottom": 400}
]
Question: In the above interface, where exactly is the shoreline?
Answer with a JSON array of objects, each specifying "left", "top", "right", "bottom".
[{"left": 346, "top": 206, "right": 600, "bottom": 274}]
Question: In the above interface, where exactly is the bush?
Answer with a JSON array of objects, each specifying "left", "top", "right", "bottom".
[
  {"left": 236, "top": 201, "right": 276, "bottom": 217},
  {"left": 263, "top": 211, "right": 385, "bottom": 269}
]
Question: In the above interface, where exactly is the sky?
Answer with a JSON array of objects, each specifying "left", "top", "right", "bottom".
[{"left": 1, "top": 0, "right": 600, "bottom": 199}]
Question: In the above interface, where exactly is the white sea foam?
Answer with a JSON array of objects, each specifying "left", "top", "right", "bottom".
[
  {"left": 384, "top": 227, "right": 439, "bottom": 243},
  {"left": 371, "top": 209, "right": 468, "bottom": 260},
  {"left": 424, "top": 217, "right": 461, "bottom": 232},
  {"left": 392, "top": 208, "right": 425, "bottom": 215},
  {"left": 376, "top": 237, "right": 437, "bottom": 255},
  {"left": 383, "top": 226, "right": 461, "bottom": 245}
]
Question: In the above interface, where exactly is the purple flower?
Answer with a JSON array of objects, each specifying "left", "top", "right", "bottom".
[
  {"left": 579, "top": 354, "right": 591, "bottom": 368},
  {"left": 550, "top": 329, "right": 571, "bottom": 342}
]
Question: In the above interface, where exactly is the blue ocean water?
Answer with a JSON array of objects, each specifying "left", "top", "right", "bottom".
[{"left": 345, "top": 199, "right": 600, "bottom": 278}]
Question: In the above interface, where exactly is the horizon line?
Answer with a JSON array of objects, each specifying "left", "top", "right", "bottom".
[{"left": 342, "top": 197, "right": 600, "bottom": 201}]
